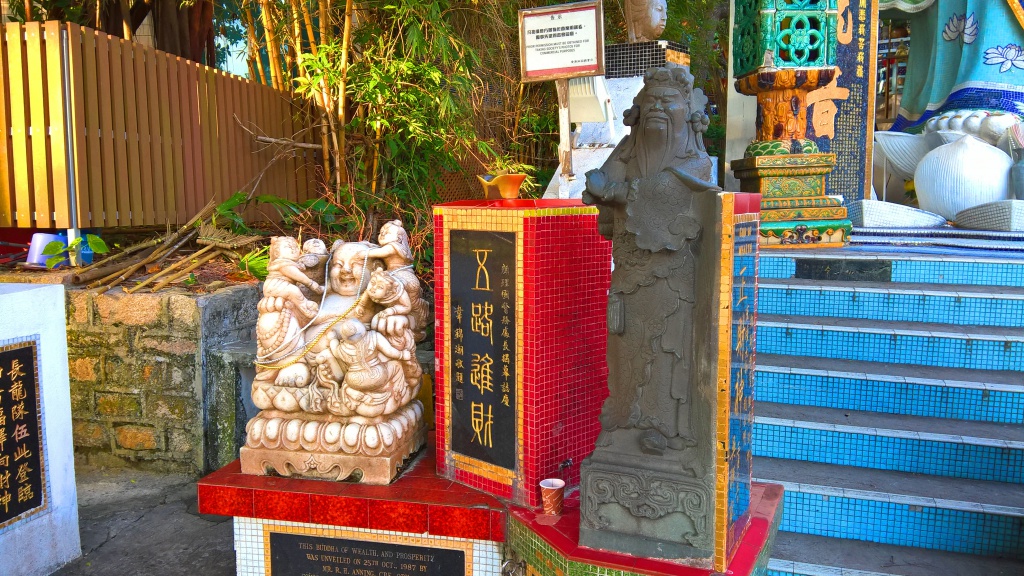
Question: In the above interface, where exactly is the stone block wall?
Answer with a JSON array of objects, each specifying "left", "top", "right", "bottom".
[
  {"left": 0, "top": 272, "right": 258, "bottom": 475},
  {"left": 68, "top": 286, "right": 258, "bottom": 473}
]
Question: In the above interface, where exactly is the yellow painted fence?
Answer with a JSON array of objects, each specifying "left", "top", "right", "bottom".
[{"left": 0, "top": 22, "right": 319, "bottom": 229}]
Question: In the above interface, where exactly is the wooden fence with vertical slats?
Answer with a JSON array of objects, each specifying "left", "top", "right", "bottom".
[{"left": 0, "top": 22, "right": 320, "bottom": 229}]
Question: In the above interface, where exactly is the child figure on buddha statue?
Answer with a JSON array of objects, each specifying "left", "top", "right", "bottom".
[
  {"left": 366, "top": 220, "right": 430, "bottom": 341},
  {"left": 326, "top": 319, "right": 410, "bottom": 418}
]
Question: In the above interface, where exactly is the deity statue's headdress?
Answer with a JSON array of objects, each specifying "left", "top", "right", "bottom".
[{"left": 619, "top": 64, "right": 710, "bottom": 164}]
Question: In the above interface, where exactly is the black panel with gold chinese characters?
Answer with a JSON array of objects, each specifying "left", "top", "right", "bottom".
[
  {"left": 448, "top": 230, "right": 516, "bottom": 472},
  {"left": 0, "top": 340, "right": 45, "bottom": 528}
]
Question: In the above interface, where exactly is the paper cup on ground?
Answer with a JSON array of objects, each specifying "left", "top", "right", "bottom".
[{"left": 539, "top": 479, "right": 565, "bottom": 515}]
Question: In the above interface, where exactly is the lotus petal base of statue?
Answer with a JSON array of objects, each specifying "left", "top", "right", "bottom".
[{"left": 240, "top": 402, "right": 426, "bottom": 484}]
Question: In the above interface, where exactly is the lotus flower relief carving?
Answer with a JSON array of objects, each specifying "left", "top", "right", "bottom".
[
  {"left": 942, "top": 13, "right": 977, "bottom": 46},
  {"left": 985, "top": 44, "right": 1024, "bottom": 74}
]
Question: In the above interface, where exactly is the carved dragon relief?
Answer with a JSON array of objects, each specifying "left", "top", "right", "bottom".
[{"left": 581, "top": 468, "right": 711, "bottom": 545}]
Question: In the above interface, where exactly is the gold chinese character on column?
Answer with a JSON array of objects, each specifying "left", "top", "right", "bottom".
[
  {"left": 470, "top": 302, "right": 494, "bottom": 344},
  {"left": 807, "top": 69, "right": 850, "bottom": 140},
  {"left": 470, "top": 402, "right": 493, "bottom": 447},
  {"left": 9, "top": 379, "right": 26, "bottom": 402},
  {"left": 8, "top": 359, "right": 25, "bottom": 380},
  {"left": 17, "top": 483, "right": 33, "bottom": 503},
  {"left": 15, "top": 462, "right": 31, "bottom": 484},
  {"left": 470, "top": 354, "right": 494, "bottom": 393},
  {"left": 837, "top": 0, "right": 853, "bottom": 45},
  {"left": 472, "top": 250, "right": 493, "bottom": 291},
  {"left": 12, "top": 445, "right": 30, "bottom": 462}
]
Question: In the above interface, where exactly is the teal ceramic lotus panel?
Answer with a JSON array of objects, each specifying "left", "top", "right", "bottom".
[{"left": 733, "top": 2, "right": 838, "bottom": 77}]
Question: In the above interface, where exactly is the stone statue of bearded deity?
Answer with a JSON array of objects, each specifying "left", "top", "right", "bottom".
[
  {"left": 626, "top": 0, "right": 668, "bottom": 43},
  {"left": 583, "top": 64, "right": 720, "bottom": 456}
]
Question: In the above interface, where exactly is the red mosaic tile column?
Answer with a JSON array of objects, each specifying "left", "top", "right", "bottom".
[{"left": 434, "top": 200, "right": 611, "bottom": 507}]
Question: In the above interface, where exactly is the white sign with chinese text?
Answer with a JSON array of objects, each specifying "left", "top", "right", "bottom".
[
  {"left": 520, "top": 1, "right": 604, "bottom": 83},
  {"left": 0, "top": 284, "right": 79, "bottom": 576}
]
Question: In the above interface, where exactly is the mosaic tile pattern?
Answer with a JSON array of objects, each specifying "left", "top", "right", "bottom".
[
  {"left": 507, "top": 482, "right": 783, "bottom": 576},
  {"left": 756, "top": 323, "right": 1024, "bottom": 372},
  {"left": 758, "top": 283, "right": 1024, "bottom": 328},
  {"left": 890, "top": 260, "right": 1024, "bottom": 287},
  {"left": 434, "top": 201, "right": 611, "bottom": 507},
  {"left": 766, "top": 560, "right": 899, "bottom": 576},
  {"left": 759, "top": 255, "right": 1024, "bottom": 287},
  {"left": 197, "top": 441, "right": 508, "bottom": 542},
  {"left": 753, "top": 420, "right": 1024, "bottom": 484},
  {"left": 759, "top": 257, "right": 797, "bottom": 280},
  {"left": 756, "top": 368, "right": 1024, "bottom": 425},
  {"left": 769, "top": 488, "right": 1024, "bottom": 558},
  {"left": 234, "top": 517, "right": 503, "bottom": 576},
  {"left": 726, "top": 214, "right": 759, "bottom": 561},
  {"left": 604, "top": 41, "right": 688, "bottom": 79}
]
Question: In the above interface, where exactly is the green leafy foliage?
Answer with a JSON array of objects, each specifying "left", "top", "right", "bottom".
[
  {"left": 4, "top": 0, "right": 89, "bottom": 25},
  {"left": 239, "top": 246, "right": 270, "bottom": 281},
  {"left": 290, "top": 0, "right": 491, "bottom": 282},
  {"left": 42, "top": 234, "right": 109, "bottom": 269},
  {"left": 213, "top": 192, "right": 252, "bottom": 233}
]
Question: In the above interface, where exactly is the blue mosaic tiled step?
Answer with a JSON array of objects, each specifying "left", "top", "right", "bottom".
[
  {"left": 753, "top": 458, "right": 1024, "bottom": 559},
  {"left": 757, "top": 280, "right": 1024, "bottom": 328},
  {"left": 756, "top": 315, "right": 1024, "bottom": 372},
  {"left": 754, "top": 403, "right": 1024, "bottom": 484},
  {"left": 760, "top": 252, "right": 1024, "bottom": 287},
  {"left": 766, "top": 532, "right": 1024, "bottom": 576},
  {"left": 756, "top": 355, "right": 1024, "bottom": 424}
]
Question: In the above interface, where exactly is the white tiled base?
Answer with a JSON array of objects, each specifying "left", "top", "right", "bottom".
[{"left": 234, "top": 517, "right": 503, "bottom": 576}]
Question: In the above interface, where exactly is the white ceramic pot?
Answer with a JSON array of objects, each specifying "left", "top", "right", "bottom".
[{"left": 915, "top": 135, "right": 1012, "bottom": 220}]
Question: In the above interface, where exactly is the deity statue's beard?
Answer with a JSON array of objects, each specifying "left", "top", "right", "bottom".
[{"left": 636, "top": 114, "right": 674, "bottom": 177}]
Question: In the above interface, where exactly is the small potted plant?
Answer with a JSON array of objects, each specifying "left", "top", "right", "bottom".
[{"left": 42, "top": 234, "right": 109, "bottom": 268}]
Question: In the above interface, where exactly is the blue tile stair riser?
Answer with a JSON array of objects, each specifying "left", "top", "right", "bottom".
[
  {"left": 752, "top": 423, "right": 1024, "bottom": 484},
  {"left": 771, "top": 489, "right": 1024, "bottom": 558},
  {"left": 755, "top": 326, "right": 1024, "bottom": 372},
  {"left": 760, "top": 257, "right": 798, "bottom": 279},
  {"left": 757, "top": 286, "right": 1024, "bottom": 328},
  {"left": 892, "top": 261, "right": 1024, "bottom": 287},
  {"left": 766, "top": 562, "right": 893, "bottom": 576},
  {"left": 755, "top": 370, "right": 1024, "bottom": 425},
  {"left": 759, "top": 256, "right": 1024, "bottom": 287}
]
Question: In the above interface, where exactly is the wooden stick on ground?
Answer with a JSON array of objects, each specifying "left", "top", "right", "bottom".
[
  {"left": 89, "top": 200, "right": 219, "bottom": 293},
  {"left": 73, "top": 235, "right": 165, "bottom": 278},
  {"left": 127, "top": 245, "right": 218, "bottom": 293},
  {"left": 150, "top": 250, "right": 228, "bottom": 292},
  {"left": 72, "top": 247, "right": 158, "bottom": 286}
]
